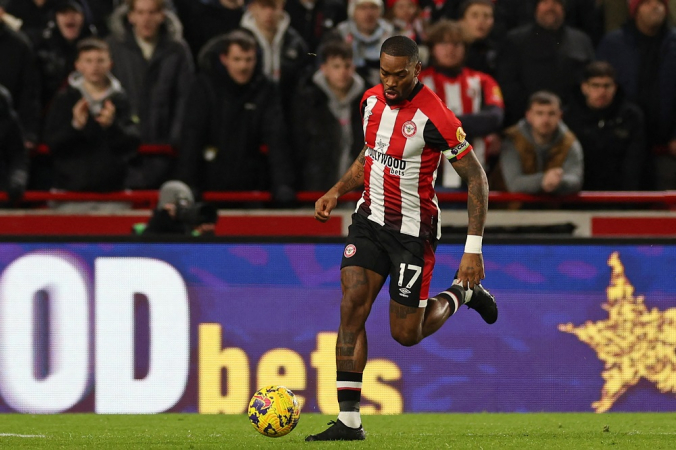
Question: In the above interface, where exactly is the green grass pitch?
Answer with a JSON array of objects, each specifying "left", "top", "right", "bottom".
[{"left": 1, "top": 413, "right": 675, "bottom": 449}]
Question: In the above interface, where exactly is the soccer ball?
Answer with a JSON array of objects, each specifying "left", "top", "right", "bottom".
[{"left": 248, "top": 385, "right": 301, "bottom": 437}]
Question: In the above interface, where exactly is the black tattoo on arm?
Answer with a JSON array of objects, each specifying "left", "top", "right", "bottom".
[
  {"left": 330, "top": 146, "right": 367, "bottom": 197},
  {"left": 451, "top": 151, "right": 488, "bottom": 236}
]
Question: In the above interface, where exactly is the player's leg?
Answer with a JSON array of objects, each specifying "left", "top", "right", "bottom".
[
  {"left": 388, "top": 237, "right": 437, "bottom": 346},
  {"left": 306, "top": 215, "right": 388, "bottom": 442},
  {"left": 305, "top": 266, "right": 384, "bottom": 442}
]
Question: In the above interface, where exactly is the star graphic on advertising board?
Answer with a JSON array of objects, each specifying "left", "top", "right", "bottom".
[{"left": 558, "top": 251, "right": 676, "bottom": 413}]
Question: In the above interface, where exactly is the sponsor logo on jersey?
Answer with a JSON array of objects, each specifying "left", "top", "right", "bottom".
[
  {"left": 402, "top": 121, "right": 417, "bottom": 138},
  {"left": 344, "top": 244, "right": 356, "bottom": 258},
  {"left": 456, "top": 127, "right": 467, "bottom": 142},
  {"left": 445, "top": 139, "right": 470, "bottom": 157},
  {"left": 366, "top": 147, "right": 407, "bottom": 175}
]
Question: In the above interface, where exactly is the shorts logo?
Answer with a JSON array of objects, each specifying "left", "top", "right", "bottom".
[
  {"left": 456, "top": 127, "right": 467, "bottom": 142},
  {"left": 344, "top": 244, "right": 356, "bottom": 258},
  {"left": 402, "top": 121, "right": 417, "bottom": 138},
  {"left": 399, "top": 287, "right": 411, "bottom": 297}
]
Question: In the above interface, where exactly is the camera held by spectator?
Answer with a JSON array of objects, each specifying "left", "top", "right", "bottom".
[{"left": 136, "top": 180, "right": 218, "bottom": 236}]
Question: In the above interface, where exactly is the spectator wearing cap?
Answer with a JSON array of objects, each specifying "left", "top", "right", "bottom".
[
  {"left": 331, "top": 0, "right": 394, "bottom": 87},
  {"left": 419, "top": 19, "right": 504, "bottom": 188},
  {"left": 458, "top": 0, "right": 497, "bottom": 75},
  {"left": 597, "top": 0, "right": 676, "bottom": 189},
  {"left": 240, "top": 0, "right": 310, "bottom": 115},
  {"left": 35, "top": 0, "right": 95, "bottom": 113},
  {"left": 564, "top": 61, "right": 646, "bottom": 191},
  {"left": 285, "top": 0, "right": 347, "bottom": 54},
  {"left": 600, "top": 0, "right": 676, "bottom": 34},
  {"left": 106, "top": 0, "right": 194, "bottom": 189},
  {"left": 496, "top": 0, "right": 595, "bottom": 126}
]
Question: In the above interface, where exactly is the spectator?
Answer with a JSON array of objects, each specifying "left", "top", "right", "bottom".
[
  {"left": 600, "top": 0, "right": 676, "bottom": 34},
  {"left": 493, "top": 0, "right": 603, "bottom": 45},
  {"left": 173, "top": 0, "right": 244, "bottom": 61},
  {"left": 3, "top": 0, "right": 57, "bottom": 42},
  {"left": 291, "top": 40, "right": 365, "bottom": 191},
  {"left": 0, "top": 20, "right": 41, "bottom": 149},
  {"left": 386, "top": 0, "right": 426, "bottom": 45},
  {"left": 597, "top": 0, "right": 676, "bottom": 190},
  {"left": 458, "top": 0, "right": 497, "bottom": 75},
  {"left": 564, "top": 61, "right": 646, "bottom": 191},
  {"left": 496, "top": 0, "right": 594, "bottom": 126},
  {"left": 107, "top": 0, "right": 194, "bottom": 189},
  {"left": 491, "top": 91, "right": 583, "bottom": 196},
  {"left": 178, "top": 29, "right": 295, "bottom": 206},
  {"left": 43, "top": 38, "right": 140, "bottom": 209},
  {"left": 419, "top": 20, "right": 504, "bottom": 188},
  {"left": 285, "top": 0, "right": 347, "bottom": 54},
  {"left": 333, "top": 0, "right": 394, "bottom": 87},
  {"left": 0, "top": 84, "right": 28, "bottom": 205},
  {"left": 240, "top": 0, "right": 309, "bottom": 114},
  {"left": 35, "top": 0, "right": 95, "bottom": 113}
]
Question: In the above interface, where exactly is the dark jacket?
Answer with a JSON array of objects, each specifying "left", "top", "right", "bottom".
[
  {"left": 0, "top": 23, "right": 41, "bottom": 143},
  {"left": 597, "top": 23, "right": 676, "bottom": 150},
  {"left": 173, "top": 0, "right": 244, "bottom": 62},
  {"left": 292, "top": 71, "right": 365, "bottom": 191},
  {"left": 496, "top": 23, "right": 594, "bottom": 126},
  {"left": 177, "top": 36, "right": 295, "bottom": 202},
  {"left": 0, "top": 85, "right": 28, "bottom": 202},
  {"left": 564, "top": 90, "right": 646, "bottom": 191},
  {"left": 240, "top": 10, "right": 310, "bottom": 114},
  {"left": 285, "top": 0, "right": 347, "bottom": 53},
  {"left": 107, "top": 5, "right": 194, "bottom": 146},
  {"left": 43, "top": 74, "right": 140, "bottom": 192},
  {"left": 34, "top": 19, "right": 96, "bottom": 114}
]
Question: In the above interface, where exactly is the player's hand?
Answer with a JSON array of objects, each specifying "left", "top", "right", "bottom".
[
  {"left": 314, "top": 193, "right": 338, "bottom": 222},
  {"left": 456, "top": 253, "right": 485, "bottom": 290}
]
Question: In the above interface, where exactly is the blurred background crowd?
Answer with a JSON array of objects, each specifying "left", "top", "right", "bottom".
[{"left": 0, "top": 0, "right": 674, "bottom": 211}]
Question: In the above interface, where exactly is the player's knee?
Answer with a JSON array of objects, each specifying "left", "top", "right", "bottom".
[{"left": 391, "top": 328, "right": 422, "bottom": 347}]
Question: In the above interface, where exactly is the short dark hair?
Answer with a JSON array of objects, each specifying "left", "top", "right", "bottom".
[
  {"left": 583, "top": 61, "right": 616, "bottom": 81},
  {"left": 426, "top": 19, "right": 465, "bottom": 47},
  {"left": 459, "top": 0, "right": 494, "bottom": 18},
  {"left": 380, "top": 35, "right": 419, "bottom": 64},
  {"left": 527, "top": 90, "right": 561, "bottom": 110},
  {"left": 221, "top": 29, "right": 258, "bottom": 55},
  {"left": 319, "top": 40, "right": 353, "bottom": 64},
  {"left": 127, "top": 0, "right": 166, "bottom": 10},
  {"left": 76, "top": 37, "right": 110, "bottom": 55}
]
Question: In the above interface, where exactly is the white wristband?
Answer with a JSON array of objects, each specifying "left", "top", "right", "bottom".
[{"left": 464, "top": 235, "right": 483, "bottom": 254}]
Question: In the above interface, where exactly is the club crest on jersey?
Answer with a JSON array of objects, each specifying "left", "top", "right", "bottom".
[
  {"left": 402, "top": 121, "right": 417, "bottom": 138},
  {"left": 344, "top": 244, "right": 356, "bottom": 258},
  {"left": 456, "top": 127, "right": 467, "bottom": 142}
]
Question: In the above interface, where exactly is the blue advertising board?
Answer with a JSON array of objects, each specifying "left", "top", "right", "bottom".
[{"left": 0, "top": 240, "right": 674, "bottom": 414}]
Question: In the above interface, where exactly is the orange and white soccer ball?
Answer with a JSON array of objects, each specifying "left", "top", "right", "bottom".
[{"left": 248, "top": 385, "right": 301, "bottom": 437}]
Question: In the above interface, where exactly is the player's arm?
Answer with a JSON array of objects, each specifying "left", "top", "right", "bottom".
[
  {"left": 314, "top": 145, "right": 367, "bottom": 222},
  {"left": 451, "top": 150, "right": 488, "bottom": 288}
]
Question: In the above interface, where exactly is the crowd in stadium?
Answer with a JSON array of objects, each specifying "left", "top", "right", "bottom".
[{"left": 0, "top": 0, "right": 674, "bottom": 210}]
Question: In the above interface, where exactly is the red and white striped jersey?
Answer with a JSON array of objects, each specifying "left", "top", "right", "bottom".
[
  {"left": 357, "top": 82, "right": 472, "bottom": 240},
  {"left": 419, "top": 67, "right": 503, "bottom": 187}
]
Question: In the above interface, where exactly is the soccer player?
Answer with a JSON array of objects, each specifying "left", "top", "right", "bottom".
[{"left": 306, "top": 35, "right": 497, "bottom": 442}]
